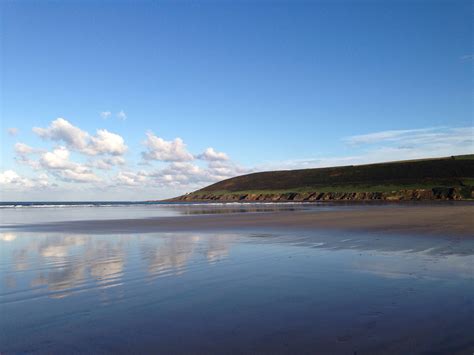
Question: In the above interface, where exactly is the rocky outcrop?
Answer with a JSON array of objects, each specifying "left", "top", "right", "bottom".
[{"left": 170, "top": 187, "right": 473, "bottom": 202}]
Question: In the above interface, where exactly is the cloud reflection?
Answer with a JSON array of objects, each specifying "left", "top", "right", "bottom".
[
  {"left": 1, "top": 232, "right": 233, "bottom": 301},
  {"left": 141, "top": 233, "right": 233, "bottom": 277},
  {"left": 143, "top": 235, "right": 201, "bottom": 276},
  {"left": 206, "top": 235, "right": 230, "bottom": 264},
  {"left": 2, "top": 230, "right": 472, "bottom": 304},
  {"left": 0, "top": 233, "right": 17, "bottom": 241}
]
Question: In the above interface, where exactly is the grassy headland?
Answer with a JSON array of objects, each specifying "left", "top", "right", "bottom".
[{"left": 167, "top": 155, "right": 474, "bottom": 202}]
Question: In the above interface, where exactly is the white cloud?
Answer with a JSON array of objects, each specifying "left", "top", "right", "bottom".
[
  {"left": 12, "top": 119, "right": 245, "bottom": 195},
  {"left": 86, "top": 129, "right": 127, "bottom": 156},
  {"left": 147, "top": 160, "right": 249, "bottom": 188},
  {"left": 15, "top": 142, "right": 36, "bottom": 155},
  {"left": 115, "top": 170, "right": 149, "bottom": 186},
  {"left": 39, "top": 147, "right": 101, "bottom": 183},
  {"left": 100, "top": 111, "right": 112, "bottom": 119},
  {"left": 117, "top": 110, "right": 127, "bottom": 121},
  {"left": 160, "top": 162, "right": 208, "bottom": 183},
  {"left": 112, "top": 162, "right": 217, "bottom": 189},
  {"left": 40, "top": 147, "right": 73, "bottom": 169},
  {"left": 147, "top": 163, "right": 207, "bottom": 187},
  {"left": 14, "top": 142, "right": 44, "bottom": 169},
  {"left": 33, "top": 118, "right": 127, "bottom": 156},
  {"left": 142, "top": 132, "right": 194, "bottom": 162},
  {"left": 36, "top": 173, "right": 50, "bottom": 187},
  {"left": 7, "top": 128, "right": 19, "bottom": 136},
  {"left": 107, "top": 139, "right": 245, "bottom": 190},
  {"left": 0, "top": 170, "right": 50, "bottom": 189},
  {"left": 90, "top": 156, "right": 126, "bottom": 170},
  {"left": 0, "top": 170, "right": 34, "bottom": 188},
  {"left": 13, "top": 120, "right": 125, "bottom": 186},
  {"left": 34, "top": 118, "right": 89, "bottom": 151},
  {"left": 58, "top": 167, "right": 101, "bottom": 183},
  {"left": 198, "top": 147, "right": 229, "bottom": 161}
]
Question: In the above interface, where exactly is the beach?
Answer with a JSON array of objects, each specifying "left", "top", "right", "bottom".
[
  {"left": 10, "top": 203, "right": 474, "bottom": 237},
  {"left": 1, "top": 202, "right": 473, "bottom": 354}
]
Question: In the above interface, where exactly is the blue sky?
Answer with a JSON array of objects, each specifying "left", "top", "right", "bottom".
[{"left": 1, "top": 0, "right": 472, "bottom": 201}]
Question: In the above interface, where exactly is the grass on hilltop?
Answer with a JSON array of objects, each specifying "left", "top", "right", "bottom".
[{"left": 183, "top": 155, "right": 474, "bottom": 198}]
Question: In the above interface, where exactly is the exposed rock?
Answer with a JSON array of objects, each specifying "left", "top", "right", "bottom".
[{"left": 170, "top": 187, "right": 471, "bottom": 202}]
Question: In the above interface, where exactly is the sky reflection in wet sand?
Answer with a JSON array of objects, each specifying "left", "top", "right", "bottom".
[{"left": 1, "top": 230, "right": 473, "bottom": 354}]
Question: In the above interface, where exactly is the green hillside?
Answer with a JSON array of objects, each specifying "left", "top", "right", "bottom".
[{"left": 185, "top": 155, "right": 474, "bottom": 199}]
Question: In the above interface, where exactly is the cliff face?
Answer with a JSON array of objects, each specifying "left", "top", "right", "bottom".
[{"left": 171, "top": 187, "right": 473, "bottom": 202}]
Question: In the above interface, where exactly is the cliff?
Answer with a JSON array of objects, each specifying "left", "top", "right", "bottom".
[
  {"left": 172, "top": 187, "right": 472, "bottom": 202},
  {"left": 166, "top": 155, "right": 474, "bottom": 202}
]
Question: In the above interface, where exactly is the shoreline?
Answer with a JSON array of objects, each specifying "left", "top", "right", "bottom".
[{"left": 5, "top": 204, "right": 474, "bottom": 238}]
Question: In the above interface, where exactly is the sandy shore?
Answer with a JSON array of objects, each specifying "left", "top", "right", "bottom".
[{"left": 7, "top": 203, "right": 474, "bottom": 237}]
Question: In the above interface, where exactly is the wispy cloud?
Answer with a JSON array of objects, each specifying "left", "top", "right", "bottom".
[
  {"left": 344, "top": 126, "right": 472, "bottom": 149},
  {"left": 100, "top": 111, "right": 112, "bottom": 119},
  {"left": 343, "top": 128, "right": 438, "bottom": 145},
  {"left": 460, "top": 54, "right": 474, "bottom": 62},
  {"left": 261, "top": 126, "right": 473, "bottom": 171},
  {"left": 101, "top": 110, "right": 127, "bottom": 120},
  {"left": 116, "top": 110, "right": 127, "bottom": 121},
  {"left": 7, "top": 128, "right": 19, "bottom": 136}
]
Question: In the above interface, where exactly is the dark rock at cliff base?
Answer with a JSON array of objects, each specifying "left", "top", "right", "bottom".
[{"left": 172, "top": 186, "right": 472, "bottom": 202}]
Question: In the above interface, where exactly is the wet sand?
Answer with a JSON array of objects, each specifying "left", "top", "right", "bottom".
[
  {"left": 1, "top": 203, "right": 474, "bottom": 354},
  {"left": 9, "top": 204, "right": 474, "bottom": 237}
]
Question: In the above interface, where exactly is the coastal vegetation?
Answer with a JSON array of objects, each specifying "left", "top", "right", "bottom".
[{"left": 169, "top": 155, "right": 474, "bottom": 201}]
